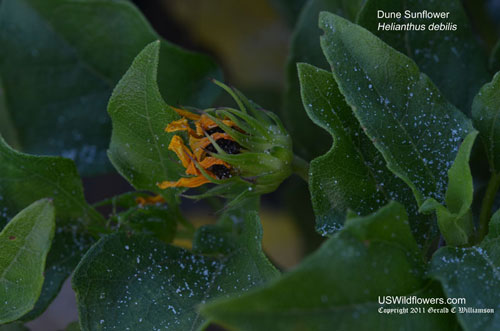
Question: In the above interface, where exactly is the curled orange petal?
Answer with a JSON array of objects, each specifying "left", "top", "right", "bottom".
[
  {"left": 157, "top": 175, "right": 211, "bottom": 189},
  {"left": 159, "top": 109, "right": 239, "bottom": 189},
  {"left": 165, "top": 118, "right": 197, "bottom": 137},
  {"left": 195, "top": 115, "right": 236, "bottom": 136},
  {"left": 185, "top": 161, "right": 199, "bottom": 176},
  {"left": 195, "top": 116, "right": 213, "bottom": 136},
  {"left": 188, "top": 135, "right": 204, "bottom": 160},
  {"left": 184, "top": 155, "right": 230, "bottom": 176},
  {"left": 136, "top": 195, "right": 165, "bottom": 206},
  {"left": 171, "top": 106, "right": 200, "bottom": 121},
  {"left": 189, "top": 132, "right": 234, "bottom": 159},
  {"left": 168, "top": 135, "right": 195, "bottom": 169},
  {"left": 199, "top": 156, "right": 230, "bottom": 169}
]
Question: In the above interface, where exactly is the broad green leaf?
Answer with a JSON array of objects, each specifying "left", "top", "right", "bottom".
[
  {"left": 357, "top": 0, "right": 490, "bottom": 113},
  {"left": 0, "top": 136, "right": 100, "bottom": 320},
  {"left": 20, "top": 231, "right": 93, "bottom": 321},
  {"left": 0, "top": 136, "right": 101, "bottom": 228},
  {"left": 93, "top": 191, "right": 187, "bottom": 243},
  {"left": 429, "top": 244, "right": 500, "bottom": 330},
  {"left": 107, "top": 41, "right": 184, "bottom": 199},
  {"left": 490, "top": 40, "right": 500, "bottom": 73},
  {"left": 0, "top": 199, "right": 55, "bottom": 324},
  {"left": 127, "top": 206, "right": 177, "bottom": 243},
  {"left": 111, "top": 203, "right": 178, "bottom": 244},
  {"left": 472, "top": 71, "right": 500, "bottom": 174},
  {"left": 0, "top": 0, "right": 220, "bottom": 176},
  {"left": 445, "top": 131, "right": 478, "bottom": 214},
  {"left": 202, "top": 202, "right": 457, "bottom": 330},
  {"left": 427, "top": 210, "right": 500, "bottom": 329},
  {"left": 319, "top": 12, "right": 474, "bottom": 207},
  {"left": 283, "top": 0, "right": 365, "bottom": 160},
  {"left": 73, "top": 209, "right": 278, "bottom": 330},
  {"left": 481, "top": 209, "right": 500, "bottom": 263},
  {"left": 65, "top": 321, "right": 80, "bottom": 331},
  {"left": 298, "top": 63, "right": 436, "bottom": 245},
  {"left": 420, "top": 131, "right": 478, "bottom": 246}
]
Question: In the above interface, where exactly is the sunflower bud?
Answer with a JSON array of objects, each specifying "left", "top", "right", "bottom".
[{"left": 157, "top": 80, "right": 293, "bottom": 204}]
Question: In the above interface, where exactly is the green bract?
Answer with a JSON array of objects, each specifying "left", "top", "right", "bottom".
[{"left": 191, "top": 81, "right": 294, "bottom": 203}]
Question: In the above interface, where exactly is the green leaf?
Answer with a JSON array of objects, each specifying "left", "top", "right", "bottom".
[
  {"left": 116, "top": 204, "right": 178, "bottom": 243},
  {"left": 420, "top": 131, "right": 477, "bottom": 246},
  {"left": 202, "top": 202, "right": 457, "bottom": 330},
  {"left": 427, "top": 209, "right": 500, "bottom": 329},
  {"left": 107, "top": 41, "right": 184, "bottom": 199},
  {"left": 0, "top": 199, "right": 55, "bottom": 324},
  {"left": 298, "top": 63, "right": 436, "bottom": 245},
  {"left": 481, "top": 209, "right": 500, "bottom": 262},
  {"left": 357, "top": 0, "right": 490, "bottom": 113},
  {"left": 65, "top": 321, "right": 80, "bottom": 331},
  {"left": 73, "top": 209, "right": 278, "bottom": 330},
  {"left": 0, "top": 136, "right": 100, "bottom": 320},
  {"left": 429, "top": 244, "right": 500, "bottom": 330},
  {"left": 20, "top": 231, "right": 94, "bottom": 321},
  {"left": 319, "top": 12, "right": 474, "bottom": 207},
  {"left": 0, "top": 136, "right": 101, "bottom": 228},
  {"left": 93, "top": 191, "right": 187, "bottom": 242},
  {"left": 490, "top": 40, "right": 500, "bottom": 73},
  {"left": 283, "top": 0, "right": 366, "bottom": 160},
  {"left": 0, "top": 0, "right": 220, "bottom": 176},
  {"left": 472, "top": 71, "right": 500, "bottom": 174},
  {"left": 445, "top": 131, "right": 478, "bottom": 214}
]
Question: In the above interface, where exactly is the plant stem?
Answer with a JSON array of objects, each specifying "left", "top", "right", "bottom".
[
  {"left": 477, "top": 172, "right": 500, "bottom": 243},
  {"left": 292, "top": 155, "right": 309, "bottom": 183}
]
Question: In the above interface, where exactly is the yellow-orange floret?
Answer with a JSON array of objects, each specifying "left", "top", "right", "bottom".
[{"left": 156, "top": 107, "right": 236, "bottom": 189}]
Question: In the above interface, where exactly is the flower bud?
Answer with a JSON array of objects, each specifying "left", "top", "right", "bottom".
[{"left": 156, "top": 80, "right": 293, "bottom": 204}]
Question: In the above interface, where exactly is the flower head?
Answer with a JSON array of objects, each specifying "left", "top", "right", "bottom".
[{"left": 157, "top": 80, "right": 293, "bottom": 203}]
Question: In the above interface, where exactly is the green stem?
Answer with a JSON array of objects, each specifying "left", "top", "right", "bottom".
[
  {"left": 477, "top": 172, "right": 500, "bottom": 243},
  {"left": 292, "top": 155, "right": 309, "bottom": 183}
]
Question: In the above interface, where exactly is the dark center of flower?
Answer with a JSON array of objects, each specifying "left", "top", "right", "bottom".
[
  {"left": 205, "top": 138, "right": 241, "bottom": 155},
  {"left": 208, "top": 164, "right": 233, "bottom": 179},
  {"left": 205, "top": 127, "right": 225, "bottom": 135}
]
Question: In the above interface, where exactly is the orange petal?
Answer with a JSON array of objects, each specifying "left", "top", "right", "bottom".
[
  {"left": 157, "top": 175, "right": 211, "bottom": 189},
  {"left": 189, "top": 155, "right": 227, "bottom": 171},
  {"left": 168, "top": 135, "right": 195, "bottom": 169},
  {"left": 222, "top": 119, "right": 236, "bottom": 127},
  {"left": 165, "top": 118, "right": 197, "bottom": 137},
  {"left": 196, "top": 115, "right": 238, "bottom": 136},
  {"left": 185, "top": 156, "right": 231, "bottom": 176},
  {"left": 195, "top": 116, "right": 213, "bottom": 136},
  {"left": 199, "top": 114, "right": 218, "bottom": 128},
  {"left": 171, "top": 106, "right": 200, "bottom": 121},
  {"left": 136, "top": 195, "right": 165, "bottom": 206},
  {"left": 185, "top": 161, "right": 199, "bottom": 176},
  {"left": 199, "top": 156, "right": 231, "bottom": 169},
  {"left": 189, "top": 132, "right": 234, "bottom": 159},
  {"left": 188, "top": 135, "right": 205, "bottom": 160}
]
